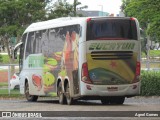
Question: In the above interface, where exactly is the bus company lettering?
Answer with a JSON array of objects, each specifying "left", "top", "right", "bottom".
[{"left": 89, "top": 42, "right": 135, "bottom": 51}]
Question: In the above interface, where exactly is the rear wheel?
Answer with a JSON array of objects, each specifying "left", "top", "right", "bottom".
[
  {"left": 57, "top": 82, "right": 66, "bottom": 104},
  {"left": 101, "top": 98, "right": 110, "bottom": 105},
  {"left": 65, "top": 83, "right": 74, "bottom": 105},
  {"left": 110, "top": 96, "right": 125, "bottom": 105},
  {"left": 101, "top": 96, "right": 125, "bottom": 105},
  {"left": 116, "top": 96, "right": 125, "bottom": 104},
  {"left": 25, "top": 82, "right": 38, "bottom": 102}
]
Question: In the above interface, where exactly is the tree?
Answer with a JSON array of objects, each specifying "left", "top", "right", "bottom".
[
  {"left": 0, "top": 0, "right": 47, "bottom": 75},
  {"left": 121, "top": 0, "right": 160, "bottom": 57},
  {"left": 122, "top": 0, "right": 160, "bottom": 42},
  {"left": 47, "top": 0, "right": 74, "bottom": 19},
  {"left": 47, "top": 0, "right": 88, "bottom": 18}
]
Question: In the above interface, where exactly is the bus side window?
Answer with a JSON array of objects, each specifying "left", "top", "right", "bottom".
[
  {"left": 25, "top": 32, "right": 35, "bottom": 58},
  {"left": 35, "top": 31, "right": 42, "bottom": 53},
  {"left": 19, "top": 33, "right": 27, "bottom": 71}
]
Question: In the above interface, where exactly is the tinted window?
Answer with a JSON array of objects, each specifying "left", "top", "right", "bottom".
[
  {"left": 19, "top": 33, "right": 27, "bottom": 71},
  {"left": 87, "top": 19, "right": 137, "bottom": 40},
  {"left": 25, "top": 32, "right": 35, "bottom": 58},
  {"left": 25, "top": 25, "right": 81, "bottom": 58}
]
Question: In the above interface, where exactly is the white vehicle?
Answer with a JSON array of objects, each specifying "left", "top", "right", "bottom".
[
  {"left": 14, "top": 17, "right": 141, "bottom": 105},
  {"left": 10, "top": 73, "right": 20, "bottom": 89}
]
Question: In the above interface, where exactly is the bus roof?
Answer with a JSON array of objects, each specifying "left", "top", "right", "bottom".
[
  {"left": 24, "top": 17, "right": 87, "bottom": 33},
  {"left": 24, "top": 17, "right": 135, "bottom": 34}
]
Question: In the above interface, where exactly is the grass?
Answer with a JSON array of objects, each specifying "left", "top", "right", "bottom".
[
  {"left": 0, "top": 82, "right": 23, "bottom": 98},
  {"left": 0, "top": 82, "right": 8, "bottom": 87},
  {"left": 0, "top": 54, "right": 19, "bottom": 64},
  {"left": 141, "top": 62, "right": 160, "bottom": 68},
  {"left": 0, "top": 55, "right": 10, "bottom": 64},
  {"left": 142, "top": 50, "right": 160, "bottom": 58},
  {"left": 0, "top": 89, "right": 23, "bottom": 98}
]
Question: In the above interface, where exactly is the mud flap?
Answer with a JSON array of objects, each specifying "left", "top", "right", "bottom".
[{"left": 72, "top": 70, "right": 79, "bottom": 95}]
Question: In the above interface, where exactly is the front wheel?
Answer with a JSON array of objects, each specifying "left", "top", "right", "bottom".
[{"left": 25, "top": 82, "right": 38, "bottom": 102}]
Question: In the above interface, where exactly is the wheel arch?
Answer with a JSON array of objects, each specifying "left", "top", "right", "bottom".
[
  {"left": 24, "top": 78, "right": 29, "bottom": 93},
  {"left": 57, "top": 78, "right": 63, "bottom": 94}
]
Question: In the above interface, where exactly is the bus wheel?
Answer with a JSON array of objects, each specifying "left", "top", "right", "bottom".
[
  {"left": 110, "top": 96, "right": 125, "bottom": 105},
  {"left": 65, "top": 83, "right": 73, "bottom": 105},
  {"left": 116, "top": 97, "right": 125, "bottom": 104},
  {"left": 57, "top": 82, "right": 66, "bottom": 104},
  {"left": 25, "top": 82, "right": 38, "bottom": 102},
  {"left": 101, "top": 98, "right": 110, "bottom": 105}
]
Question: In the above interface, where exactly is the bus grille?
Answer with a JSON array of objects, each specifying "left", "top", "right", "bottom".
[{"left": 91, "top": 51, "right": 133, "bottom": 60}]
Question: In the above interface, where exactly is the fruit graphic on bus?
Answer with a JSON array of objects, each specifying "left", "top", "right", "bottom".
[
  {"left": 32, "top": 74, "right": 42, "bottom": 91},
  {"left": 45, "top": 58, "right": 58, "bottom": 71},
  {"left": 54, "top": 52, "right": 62, "bottom": 61},
  {"left": 43, "top": 72, "right": 55, "bottom": 93}
]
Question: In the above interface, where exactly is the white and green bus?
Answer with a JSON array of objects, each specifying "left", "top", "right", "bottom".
[{"left": 14, "top": 17, "right": 141, "bottom": 105}]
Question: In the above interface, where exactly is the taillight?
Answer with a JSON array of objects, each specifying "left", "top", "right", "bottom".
[
  {"left": 136, "top": 61, "right": 140, "bottom": 76},
  {"left": 87, "top": 18, "right": 91, "bottom": 22},
  {"left": 81, "top": 62, "right": 92, "bottom": 84},
  {"left": 12, "top": 75, "right": 16, "bottom": 79},
  {"left": 133, "top": 61, "right": 141, "bottom": 83},
  {"left": 130, "top": 17, "right": 135, "bottom": 21}
]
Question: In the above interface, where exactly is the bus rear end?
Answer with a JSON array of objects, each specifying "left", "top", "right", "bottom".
[{"left": 80, "top": 17, "right": 141, "bottom": 103}]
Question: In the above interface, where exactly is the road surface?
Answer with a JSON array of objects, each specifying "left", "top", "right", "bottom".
[{"left": 0, "top": 96, "right": 159, "bottom": 120}]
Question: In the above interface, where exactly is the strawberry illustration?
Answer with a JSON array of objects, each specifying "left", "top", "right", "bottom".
[{"left": 32, "top": 74, "right": 42, "bottom": 91}]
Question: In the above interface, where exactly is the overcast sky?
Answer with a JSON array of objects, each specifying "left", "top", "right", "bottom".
[{"left": 67, "top": 0, "right": 122, "bottom": 15}]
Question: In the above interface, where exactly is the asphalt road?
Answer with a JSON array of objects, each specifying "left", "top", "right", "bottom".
[{"left": 0, "top": 96, "right": 160, "bottom": 120}]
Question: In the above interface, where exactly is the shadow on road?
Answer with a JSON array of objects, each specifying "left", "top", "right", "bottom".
[{"left": 35, "top": 98, "right": 133, "bottom": 107}]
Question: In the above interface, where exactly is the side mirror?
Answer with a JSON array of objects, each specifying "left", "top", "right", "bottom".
[
  {"left": 13, "top": 42, "right": 23, "bottom": 60},
  {"left": 14, "top": 50, "right": 17, "bottom": 59}
]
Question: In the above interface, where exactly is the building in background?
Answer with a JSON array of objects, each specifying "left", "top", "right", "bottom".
[
  {"left": 118, "top": 11, "right": 125, "bottom": 17},
  {"left": 77, "top": 10, "right": 109, "bottom": 17}
]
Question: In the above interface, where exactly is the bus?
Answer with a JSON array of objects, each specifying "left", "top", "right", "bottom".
[{"left": 14, "top": 17, "right": 141, "bottom": 105}]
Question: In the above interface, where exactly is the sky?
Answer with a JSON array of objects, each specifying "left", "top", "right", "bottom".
[{"left": 67, "top": 0, "right": 122, "bottom": 15}]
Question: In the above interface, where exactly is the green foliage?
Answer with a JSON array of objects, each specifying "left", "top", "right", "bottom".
[
  {"left": 141, "top": 50, "right": 160, "bottom": 58},
  {"left": 47, "top": 0, "right": 86, "bottom": 19},
  {"left": 48, "top": 0, "right": 74, "bottom": 19},
  {"left": 0, "top": 0, "right": 46, "bottom": 37},
  {"left": 123, "top": 0, "right": 160, "bottom": 42},
  {"left": 0, "top": 82, "right": 8, "bottom": 87},
  {"left": 0, "top": 54, "right": 2, "bottom": 63},
  {"left": 0, "top": 0, "right": 47, "bottom": 65},
  {"left": 141, "top": 70, "right": 160, "bottom": 96},
  {"left": 1, "top": 55, "right": 10, "bottom": 64},
  {"left": 0, "top": 89, "right": 23, "bottom": 98},
  {"left": 0, "top": 55, "right": 18, "bottom": 64}
]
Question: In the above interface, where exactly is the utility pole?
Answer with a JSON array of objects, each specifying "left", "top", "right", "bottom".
[{"left": 146, "top": 35, "right": 150, "bottom": 70}]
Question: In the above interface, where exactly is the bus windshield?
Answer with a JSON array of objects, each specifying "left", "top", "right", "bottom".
[{"left": 87, "top": 18, "right": 137, "bottom": 41}]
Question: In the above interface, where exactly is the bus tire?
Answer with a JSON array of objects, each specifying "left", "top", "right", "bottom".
[
  {"left": 110, "top": 96, "right": 125, "bottom": 105},
  {"left": 116, "top": 96, "right": 125, "bottom": 104},
  {"left": 25, "top": 82, "right": 38, "bottom": 102},
  {"left": 58, "top": 82, "right": 66, "bottom": 104},
  {"left": 101, "top": 98, "right": 110, "bottom": 105},
  {"left": 65, "top": 83, "right": 74, "bottom": 105}
]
